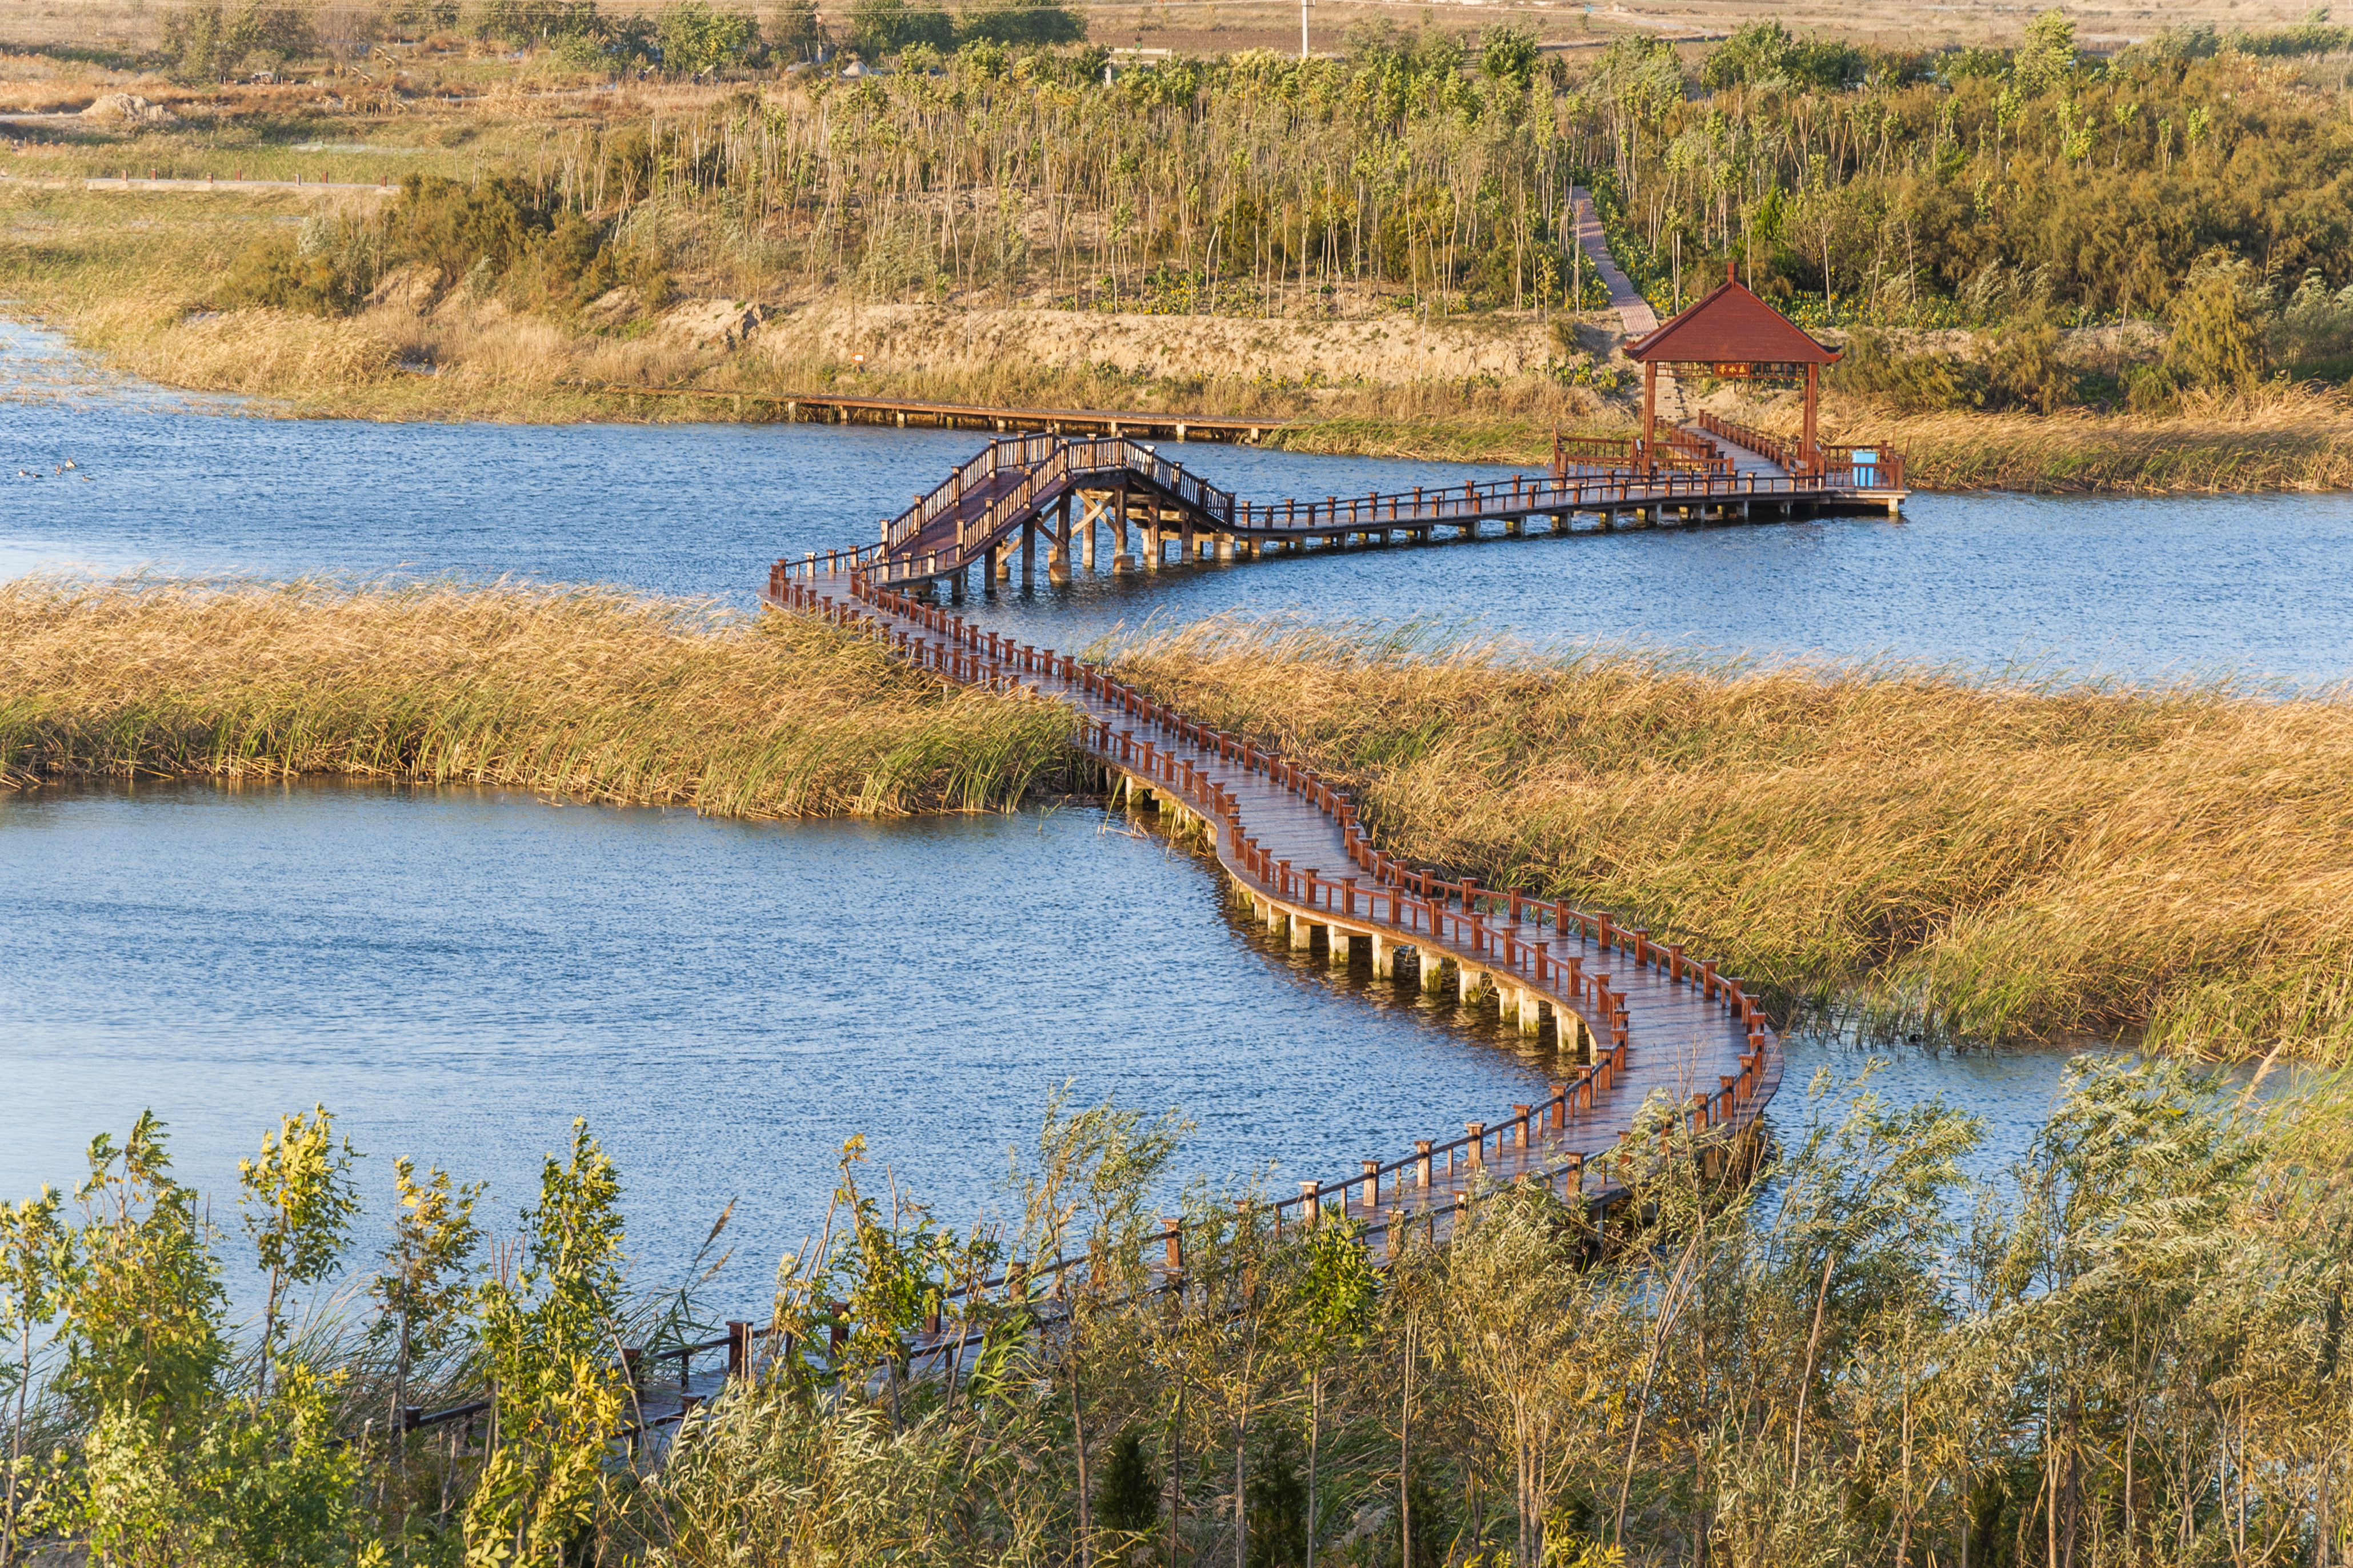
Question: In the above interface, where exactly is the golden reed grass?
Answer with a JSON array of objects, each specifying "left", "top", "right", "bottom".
[
  {"left": 0, "top": 577, "right": 1075, "bottom": 816},
  {"left": 1113, "top": 615, "right": 2353, "bottom": 1062},
  {"left": 1830, "top": 387, "right": 2353, "bottom": 493}
]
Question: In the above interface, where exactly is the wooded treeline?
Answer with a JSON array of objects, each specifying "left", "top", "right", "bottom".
[{"left": 4, "top": 1061, "right": 2350, "bottom": 1567}]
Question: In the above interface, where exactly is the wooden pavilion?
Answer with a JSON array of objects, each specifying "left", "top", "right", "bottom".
[{"left": 1624, "top": 265, "right": 1842, "bottom": 474}]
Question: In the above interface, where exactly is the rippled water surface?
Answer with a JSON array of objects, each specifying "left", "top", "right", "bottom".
[
  {"left": 1, "top": 319, "right": 2319, "bottom": 1312},
  {"left": 1, "top": 779, "right": 1593, "bottom": 1304}
]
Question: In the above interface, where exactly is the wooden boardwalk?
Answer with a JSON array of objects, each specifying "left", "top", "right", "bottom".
[
  {"left": 763, "top": 575, "right": 1783, "bottom": 1243},
  {"left": 776, "top": 427, "right": 1906, "bottom": 594},
  {"left": 405, "top": 467, "right": 1794, "bottom": 1443},
  {"left": 558, "top": 380, "right": 1280, "bottom": 443}
]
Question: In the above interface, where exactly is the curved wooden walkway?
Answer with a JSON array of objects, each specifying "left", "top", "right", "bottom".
[
  {"left": 763, "top": 573, "right": 1783, "bottom": 1233},
  {"left": 400, "top": 518, "right": 1791, "bottom": 1445}
]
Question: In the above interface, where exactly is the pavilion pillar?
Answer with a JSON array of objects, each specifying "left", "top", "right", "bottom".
[
  {"left": 1802, "top": 363, "right": 1820, "bottom": 475},
  {"left": 1641, "top": 361, "right": 1658, "bottom": 471}
]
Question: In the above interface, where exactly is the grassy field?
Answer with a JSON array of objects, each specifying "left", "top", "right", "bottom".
[
  {"left": 1840, "top": 392, "right": 2353, "bottom": 492},
  {"left": 0, "top": 576, "right": 1077, "bottom": 815},
  {"left": 1111, "top": 616, "right": 2353, "bottom": 1062}
]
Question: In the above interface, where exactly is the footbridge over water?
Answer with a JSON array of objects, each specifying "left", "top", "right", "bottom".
[
  {"left": 397, "top": 439, "right": 1812, "bottom": 1447},
  {"left": 776, "top": 419, "right": 1907, "bottom": 596}
]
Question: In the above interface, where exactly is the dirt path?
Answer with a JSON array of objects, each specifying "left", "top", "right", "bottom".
[{"left": 1569, "top": 185, "right": 1683, "bottom": 423}]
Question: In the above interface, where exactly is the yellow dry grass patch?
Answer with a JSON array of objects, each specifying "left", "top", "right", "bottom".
[
  {"left": 1822, "top": 387, "right": 2353, "bottom": 493},
  {"left": 1114, "top": 616, "right": 2353, "bottom": 1061},
  {"left": 75, "top": 296, "right": 397, "bottom": 395},
  {"left": 0, "top": 577, "right": 1075, "bottom": 817}
]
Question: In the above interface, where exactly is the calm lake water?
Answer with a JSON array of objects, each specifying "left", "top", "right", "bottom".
[{"left": 0, "top": 318, "right": 2320, "bottom": 1320}]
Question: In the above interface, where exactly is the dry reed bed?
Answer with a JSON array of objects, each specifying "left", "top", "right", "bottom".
[
  {"left": 0, "top": 578, "right": 1075, "bottom": 816},
  {"left": 1827, "top": 390, "right": 2353, "bottom": 492},
  {"left": 1114, "top": 616, "right": 2353, "bottom": 1061}
]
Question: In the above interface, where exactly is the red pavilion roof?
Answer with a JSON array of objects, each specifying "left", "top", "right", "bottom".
[{"left": 1624, "top": 275, "right": 1840, "bottom": 367}]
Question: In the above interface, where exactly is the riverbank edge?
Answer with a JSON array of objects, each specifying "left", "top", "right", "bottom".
[
  {"left": 14, "top": 296, "right": 2353, "bottom": 492},
  {"left": 22, "top": 368, "right": 2353, "bottom": 495}
]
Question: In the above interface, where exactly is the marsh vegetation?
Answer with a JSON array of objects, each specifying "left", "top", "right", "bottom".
[{"left": 3, "top": 1060, "right": 2350, "bottom": 1567}]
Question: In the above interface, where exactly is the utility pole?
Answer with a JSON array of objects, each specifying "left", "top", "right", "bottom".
[{"left": 1299, "top": 0, "right": 1308, "bottom": 61}]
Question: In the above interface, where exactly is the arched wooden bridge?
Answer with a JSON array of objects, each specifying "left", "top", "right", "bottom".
[{"left": 774, "top": 420, "right": 1906, "bottom": 597}]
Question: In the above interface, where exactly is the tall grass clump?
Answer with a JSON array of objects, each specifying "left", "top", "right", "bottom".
[
  {"left": 1108, "top": 614, "right": 2353, "bottom": 1061},
  {"left": 0, "top": 576, "right": 1076, "bottom": 816},
  {"left": 1843, "top": 387, "right": 2353, "bottom": 492}
]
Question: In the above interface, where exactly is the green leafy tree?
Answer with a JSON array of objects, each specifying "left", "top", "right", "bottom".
[
  {"left": 951, "top": 0, "right": 1082, "bottom": 48},
  {"left": 656, "top": 0, "right": 762, "bottom": 72},
  {"left": 768, "top": 0, "right": 827, "bottom": 60},
  {"left": 846, "top": 0, "right": 951, "bottom": 58},
  {"left": 238, "top": 1106, "right": 362, "bottom": 1405},
  {"left": 1291, "top": 1215, "right": 1375, "bottom": 1568},
  {"left": 1478, "top": 25, "right": 1539, "bottom": 92},
  {"left": 1, "top": 1189, "right": 73, "bottom": 1568},
  {"left": 1706, "top": 19, "right": 1788, "bottom": 88},
  {"left": 57, "top": 1114, "right": 228, "bottom": 1433},
  {"left": 470, "top": 0, "right": 602, "bottom": 44},
  {"left": 465, "top": 1119, "right": 629, "bottom": 1566},
  {"left": 71, "top": 1360, "right": 365, "bottom": 1568},
  {"left": 369, "top": 1157, "right": 484, "bottom": 1439},
  {"left": 1446, "top": 1180, "right": 1591, "bottom": 1568},
  {"left": 2015, "top": 8, "right": 2078, "bottom": 89},
  {"left": 162, "top": 2, "right": 320, "bottom": 85},
  {"left": 1010, "top": 1092, "right": 1186, "bottom": 1565}
]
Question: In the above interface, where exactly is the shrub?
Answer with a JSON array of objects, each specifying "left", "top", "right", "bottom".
[
  {"left": 2163, "top": 253, "right": 2271, "bottom": 390},
  {"left": 1700, "top": 19, "right": 1865, "bottom": 91},
  {"left": 162, "top": 2, "right": 318, "bottom": 86},
  {"left": 656, "top": 0, "right": 762, "bottom": 73},
  {"left": 469, "top": 0, "right": 601, "bottom": 44},
  {"left": 1095, "top": 1426, "right": 1157, "bottom": 1535},
  {"left": 2275, "top": 268, "right": 2353, "bottom": 372},
  {"left": 383, "top": 174, "right": 632, "bottom": 311},
  {"left": 387, "top": 175, "right": 554, "bottom": 286},
  {"left": 2225, "top": 18, "right": 2353, "bottom": 57},
  {"left": 1978, "top": 307, "right": 2078, "bottom": 412},
  {"left": 951, "top": 0, "right": 1082, "bottom": 47},
  {"left": 221, "top": 239, "right": 365, "bottom": 316},
  {"left": 770, "top": 0, "right": 827, "bottom": 61},
  {"left": 2124, "top": 362, "right": 2182, "bottom": 414},
  {"left": 846, "top": 0, "right": 951, "bottom": 55},
  {"left": 1829, "top": 330, "right": 1980, "bottom": 411}
]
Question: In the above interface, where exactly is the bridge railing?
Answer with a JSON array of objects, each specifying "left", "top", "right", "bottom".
[
  {"left": 774, "top": 572, "right": 1780, "bottom": 1180},
  {"left": 789, "top": 430, "right": 1911, "bottom": 587},
  {"left": 882, "top": 434, "right": 1058, "bottom": 558},
  {"left": 778, "top": 456, "right": 1887, "bottom": 588},
  {"left": 951, "top": 436, "right": 1239, "bottom": 567},
  {"left": 1695, "top": 410, "right": 1905, "bottom": 489}
]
